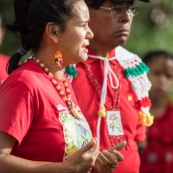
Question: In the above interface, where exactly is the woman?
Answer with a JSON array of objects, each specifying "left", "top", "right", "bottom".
[{"left": 0, "top": 0, "right": 125, "bottom": 173}]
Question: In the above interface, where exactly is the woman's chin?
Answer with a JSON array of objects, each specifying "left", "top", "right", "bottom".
[{"left": 78, "top": 55, "right": 88, "bottom": 63}]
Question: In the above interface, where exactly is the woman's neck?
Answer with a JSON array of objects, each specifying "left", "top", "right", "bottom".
[
  {"left": 34, "top": 51, "right": 65, "bottom": 80},
  {"left": 53, "top": 68, "right": 65, "bottom": 80}
]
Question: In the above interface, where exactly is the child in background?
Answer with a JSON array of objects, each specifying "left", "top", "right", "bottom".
[{"left": 140, "top": 51, "right": 173, "bottom": 173}]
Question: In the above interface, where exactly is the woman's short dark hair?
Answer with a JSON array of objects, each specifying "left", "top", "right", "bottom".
[
  {"left": 142, "top": 51, "right": 173, "bottom": 65},
  {"left": 7, "top": 0, "right": 80, "bottom": 74}
]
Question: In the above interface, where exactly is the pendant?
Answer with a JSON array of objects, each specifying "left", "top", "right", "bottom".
[
  {"left": 70, "top": 106, "right": 82, "bottom": 119},
  {"left": 106, "top": 111, "right": 124, "bottom": 136}
]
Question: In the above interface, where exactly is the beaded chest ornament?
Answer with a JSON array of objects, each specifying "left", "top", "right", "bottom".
[{"left": 32, "top": 57, "right": 80, "bottom": 118}]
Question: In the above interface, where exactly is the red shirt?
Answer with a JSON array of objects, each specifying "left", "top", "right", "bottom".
[
  {"left": 0, "top": 59, "right": 92, "bottom": 162},
  {"left": 72, "top": 48, "right": 146, "bottom": 173},
  {"left": 140, "top": 105, "right": 173, "bottom": 173},
  {"left": 0, "top": 54, "right": 9, "bottom": 84}
]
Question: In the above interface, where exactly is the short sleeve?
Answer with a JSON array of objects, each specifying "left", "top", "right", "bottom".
[{"left": 0, "top": 79, "right": 34, "bottom": 144}]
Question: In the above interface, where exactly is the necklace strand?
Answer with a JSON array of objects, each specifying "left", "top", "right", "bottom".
[{"left": 32, "top": 57, "right": 79, "bottom": 117}]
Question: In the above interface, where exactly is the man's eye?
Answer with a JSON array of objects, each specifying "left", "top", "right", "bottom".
[{"left": 112, "top": 8, "right": 122, "bottom": 14}]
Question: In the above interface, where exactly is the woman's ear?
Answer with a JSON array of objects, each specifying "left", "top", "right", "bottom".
[{"left": 46, "top": 22, "right": 60, "bottom": 44}]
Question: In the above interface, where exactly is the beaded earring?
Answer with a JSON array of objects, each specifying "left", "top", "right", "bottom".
[{"left": 55, "top": 50, "right": 63, "bottom": 69}]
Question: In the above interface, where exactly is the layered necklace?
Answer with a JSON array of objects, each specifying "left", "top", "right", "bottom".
[{"left": 32, "top": 57, "right": 79, "bottom": 118}]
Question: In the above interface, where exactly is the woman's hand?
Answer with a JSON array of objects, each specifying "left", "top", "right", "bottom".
[
  {"left": 64, "top": 138, "right": 100, "bottom": 173},
  {"left": 92, "top": 141, "right": 126, "bottom": 173},
  {"left": 0, "top": 132, "right": 99, "bottom": 173},
  {"left": 0, "top": 131, "right": 124, "bottom": 173}
]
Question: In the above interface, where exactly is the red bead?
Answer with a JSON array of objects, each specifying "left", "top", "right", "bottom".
[{"left": 33, "top": 57, "right": 75, "bottom": 116}]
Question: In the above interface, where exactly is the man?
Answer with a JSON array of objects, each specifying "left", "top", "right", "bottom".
[{"left": 70, "top": 0, "right": 154, "bottom": 172}]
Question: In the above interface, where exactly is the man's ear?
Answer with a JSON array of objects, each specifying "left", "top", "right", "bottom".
[{"left": 46, "top": 22, "right": 60, "bottom": 43}]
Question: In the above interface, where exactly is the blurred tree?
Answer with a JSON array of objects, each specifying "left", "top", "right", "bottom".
[
  {"left": 0, "top": 0, "right": 173, "bottom": 58},
  {"left": 0, "top": 0, "right": 20, "bottom": 56},
  {"left": 125, "top": 0, "right": 173, "bottom": 57}
]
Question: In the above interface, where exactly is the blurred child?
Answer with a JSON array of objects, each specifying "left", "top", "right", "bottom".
[{"left": 140, "top": 51, "right": 173, "bottom": 173}]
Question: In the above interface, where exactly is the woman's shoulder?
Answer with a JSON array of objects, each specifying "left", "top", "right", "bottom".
[
  {"left": 10, "top": 60, "right": 40, "bottom": 81},
  {"left": 1, "top": 60, "right": 46, "bottom": 92}
]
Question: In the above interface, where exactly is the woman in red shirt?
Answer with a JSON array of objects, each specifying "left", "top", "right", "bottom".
[{"left": 0, "top": 0, "right": 124, "bottom": 173}]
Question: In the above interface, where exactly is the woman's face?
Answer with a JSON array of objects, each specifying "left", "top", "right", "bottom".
[{"left": 58, "top": 0, "right": 93, "bottom": 66}]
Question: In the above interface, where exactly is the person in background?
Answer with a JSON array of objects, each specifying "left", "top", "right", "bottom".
[
  {"left": 140, "top": 51, "right": 173, "bottom": 173},
  {"left": 69, "top": 0, "right": 154, "bottom": 172},
  {"left": 0, "top": 0, "right": 125, "bottom": 173},
  {"left": 0, "top": 14, "right": 9, "bottom": 84}
]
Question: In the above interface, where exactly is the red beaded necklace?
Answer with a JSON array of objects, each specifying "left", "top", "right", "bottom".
[{"left": 32, "top": 57, "right": 79, "bottom": 118}]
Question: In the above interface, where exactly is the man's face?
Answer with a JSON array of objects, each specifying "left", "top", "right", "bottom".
[{"left": 88, "top": 1, "right": 134, "bottom": 55}]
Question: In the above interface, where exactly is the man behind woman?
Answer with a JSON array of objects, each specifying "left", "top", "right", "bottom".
[{"left": 70, "top": 0, "right": 153, "bottom": 173}]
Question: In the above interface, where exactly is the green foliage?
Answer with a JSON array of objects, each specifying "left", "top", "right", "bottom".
[
  {"left": 0, "top": 0, "right": 20, "bottom": 56},
  {"left": 125, "top": 0, "right": 173, "bottom": 57},
  {"left": 0, "top": 0, "right": 173, "bottom": 58}
]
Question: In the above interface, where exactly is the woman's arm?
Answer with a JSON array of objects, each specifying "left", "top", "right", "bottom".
[{"left": 0, "top": 131, "right": 99, "bottom": 173}]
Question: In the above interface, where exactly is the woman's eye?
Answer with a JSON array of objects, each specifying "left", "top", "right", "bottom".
[{"left": 82, "top": 22, "right": 88, "bottom": 27}]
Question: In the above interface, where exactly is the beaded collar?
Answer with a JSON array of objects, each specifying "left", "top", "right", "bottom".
[
  {"left": 67, "top": 46, "right": 154, "bottom": 126},
  {"left": 32, "top": 57, "right": 79, "bottom": 118},
  {"left": 114, "top": 46, "right": 154, "bottom": 126}
]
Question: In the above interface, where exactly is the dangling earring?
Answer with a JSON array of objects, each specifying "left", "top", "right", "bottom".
[{"left": 55, "top": 50, "right": 63, "bottom": 69}]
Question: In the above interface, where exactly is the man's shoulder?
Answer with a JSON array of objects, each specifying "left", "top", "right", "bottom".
[{"left": 115, "top": 46, "right": 140, "bottom": 60}]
